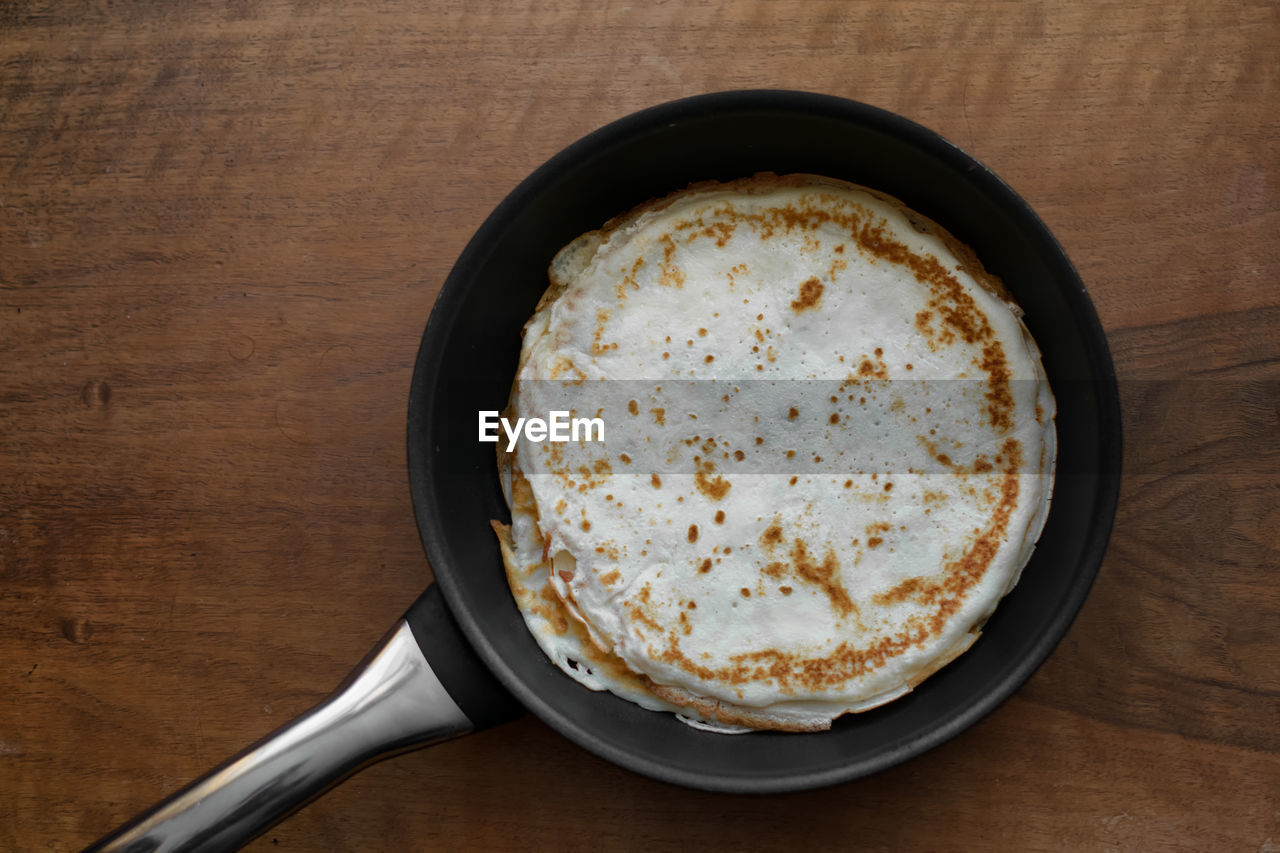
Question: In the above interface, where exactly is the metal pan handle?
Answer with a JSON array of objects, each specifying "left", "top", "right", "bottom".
[{"left": 86, "top": 585, "right": 523, "bottom": 853}]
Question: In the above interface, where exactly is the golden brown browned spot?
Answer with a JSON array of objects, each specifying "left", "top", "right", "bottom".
[
  {"left": 788, "top": 407, "right": 799, "bottom": 420},
  {"left": 762, "top": 561, "right": 785, "bottom": 578},
  {"left": 511, "top": 469, "right": 539, "bottom": 515},
  {"left": 857, "top": 357, "right": 887, "bottom": 379},
  {"left": 658, "top": 234, "right": 686, "bottom": 287},
  {"left": 619, "top": 453, "right": 631, "bottom": 464},
  {"left": 973, "top": 457, "right": 993, "bottom": 473},
  {"left": 874, "top": 576, "right": 923, "bottom": 606},
  {"left": 651, "top": 473, "right": 662, "bottom": 488},
  {"left": 779, "top": 586, "right": 793, "bottom": 595},
  {"left": 699, "top": 558, "right": 713, "bottom": 573},
  {"left": 536, "top": 585, "right": 570, "bottom": 634},
  {"left": 791, "top": 539, "right": 856, "bottom": 618},
  {"left": 733, "top": 449, "right": 745, "bottom": 461},
  {"left": 679, "top": 611, "right": 692, "bottom": 634},
  {"left": 698, "top": 327, "right": 708, "bottom": 336},
  {"left": 705, "top": 354, "right": 715, "bottom": 363},
  {"left": 549, "top": 356, "right": 587, "bottom": 383},
  {"left": 695, "top": 471, "right": 731, "bottom": 501},
  {"left": 687, "top": 524, "right": 699, "bottom": 543},
  {"left": 693, "top": 458, "right": 731, "bottom": 501},
  {"left": 843, "top": 479, "right": 853, "bottom": 488},
  {"left": 654, "top": 611, "right": 938, "bottom": 695},
  {"left": 980, "top": 341, "right": 1014, "bottom": 431},
  {"left": 628, "top": 399, "right": 639, "bottom": 415},
  {"left": 591, "top": 307, "right": 619, "bottom": 355},
  {"left": 653, "top": 620, "right": 934, "bottom": 693},
  {"left": 915, "top": 310, "right": 935, "bottom": 336},
  {"left": 699, "top": 220, "right": 736, "bottom": 247},
  {"left": 651, "top": 408, "right": 666, "bottom": 426},
  {"left": 867, "top": 537, "right": 883, "bottom": 548},
  {"left": 829, "top": 412, "right": 840, "bottom": 425},
  {"left": 936, "top": 453, "right": 952, "bottom": 467},
  {"left": 761, "top": 523, "right": 784, "bottom": 548},
  {"left": 581, "top": 519, "right": 591, "bottom": 531},
  {"left": 714, "top": 510, "right": 726, "bottom": 524},
  {"left": 625, "top": 596, "right": 663, "bottom": 634},
  {"left": 755, "top": 436, "right": 764, "bottom": 445},
  {"left": 600, "top": 569, "right": 621, "bottom": 586},
  {"left": 740, "top": 588, "right": 751, "bottom": 597},
  {"left": 790, "top": 276, "right": 824, "bottom": 312}
]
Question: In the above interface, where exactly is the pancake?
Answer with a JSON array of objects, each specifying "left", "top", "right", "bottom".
[{"left": 493, "top": 174, "right": 1056, "bottom": 732}]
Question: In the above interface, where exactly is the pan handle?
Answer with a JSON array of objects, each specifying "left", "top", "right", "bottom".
[{"left": 85, "top": 584, "right": 524, "bottom": 853}]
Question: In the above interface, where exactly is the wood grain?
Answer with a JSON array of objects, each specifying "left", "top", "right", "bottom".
[{"left": 2, "top": 1, "right": 1277, "bottom": 850}]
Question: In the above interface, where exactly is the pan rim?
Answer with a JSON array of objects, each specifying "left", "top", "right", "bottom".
[{"left": 407, "top": 89, "right": 1122, "bottom": 793}]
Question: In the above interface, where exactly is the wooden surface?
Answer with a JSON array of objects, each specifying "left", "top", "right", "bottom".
[{"left": 2, "top": 1, "right": 1277, "bottom": 850}]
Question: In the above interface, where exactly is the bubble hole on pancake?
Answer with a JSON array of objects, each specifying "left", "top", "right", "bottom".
[{"left": 493, "top": 174, "right": 1057, "bottom": 732}]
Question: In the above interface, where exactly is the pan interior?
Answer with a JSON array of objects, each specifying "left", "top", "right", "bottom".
[{"left": 407, "top": 91, "right": 1119, "bottom": 792}]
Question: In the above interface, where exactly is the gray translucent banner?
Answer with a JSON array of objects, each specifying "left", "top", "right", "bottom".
[{"left": 459, "top": 378, "right": 1277, "bottom": 477}]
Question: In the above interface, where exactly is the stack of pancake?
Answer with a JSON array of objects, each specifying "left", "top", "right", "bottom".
[{"left": 492, "top": 174, "right": 1056, "bottom": 732}]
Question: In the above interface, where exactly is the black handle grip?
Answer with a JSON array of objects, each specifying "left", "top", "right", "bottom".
[{"left": 402, "top": 584, "right": 525, "bottom": 730}]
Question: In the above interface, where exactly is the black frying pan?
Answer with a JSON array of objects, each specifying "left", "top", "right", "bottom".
[{"left": 90, "top": 91, "right": 1122, "bottom": 852}]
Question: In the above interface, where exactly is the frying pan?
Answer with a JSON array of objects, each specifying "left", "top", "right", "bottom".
[{"left": 89, "top": 90, "right": 1122, "bottom": 852}]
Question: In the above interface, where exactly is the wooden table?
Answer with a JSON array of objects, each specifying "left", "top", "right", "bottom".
[{"left": 3, "top": 2, "right": 1276, "bottom": 849}]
